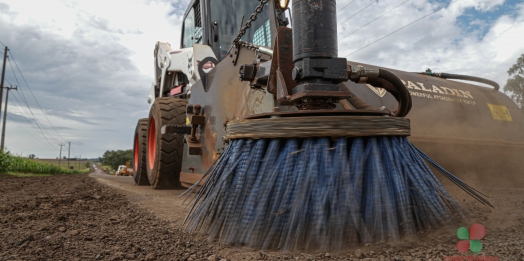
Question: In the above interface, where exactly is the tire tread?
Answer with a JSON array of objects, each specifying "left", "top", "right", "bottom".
[{"left": 147, "top": 97, "right": 187, "bottom": 189}]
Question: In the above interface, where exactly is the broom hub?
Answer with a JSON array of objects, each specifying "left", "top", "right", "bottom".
[{"left": 226, "top": 115, "right": 411, "bottom": 140}]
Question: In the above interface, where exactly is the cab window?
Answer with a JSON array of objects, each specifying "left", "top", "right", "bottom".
[
  {"left": 210, "top": 0, "right": 271, "bottom": 55},
  {"left": 182, "top": 3, "right": 202, "bottom": 48}
]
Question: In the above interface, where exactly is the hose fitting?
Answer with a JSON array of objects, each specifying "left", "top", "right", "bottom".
[
  {"left": 347, "top": 65, "right": 379, "bottom": 83},
  {"left": 347, "top": 65, "right": 412, "bottom": 117}
]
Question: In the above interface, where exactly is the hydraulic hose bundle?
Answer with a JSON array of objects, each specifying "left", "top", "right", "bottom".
[{"left": 346, "top": 66, "right": 412, "bottom": 117}]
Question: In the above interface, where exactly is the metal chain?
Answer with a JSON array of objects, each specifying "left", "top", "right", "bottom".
[
  {"left": 238, "top": 41, "right": 260, "bottom": 51},
  {"left": 230, "top": 0, "right": 269, "bottom": 52}
]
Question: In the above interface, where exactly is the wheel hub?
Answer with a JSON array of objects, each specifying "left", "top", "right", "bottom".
[{"left": 147, "top": 118, "right": 156, "bottom": 170}]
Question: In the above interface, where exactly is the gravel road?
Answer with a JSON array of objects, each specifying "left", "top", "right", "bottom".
[{"left": 0, "top": 169, "right": 523, "bottom": 261}]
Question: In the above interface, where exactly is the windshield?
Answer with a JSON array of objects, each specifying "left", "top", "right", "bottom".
[{"left": 210, "top": 0, "right": 271, "bottom": 55}]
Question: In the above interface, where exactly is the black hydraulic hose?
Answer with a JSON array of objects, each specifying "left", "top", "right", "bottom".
[
  {"left": 343, "top": 81, "right": 403, "bottom": 113},
  {"left": 344, "top": 89, "right": 379, "bottom": 111},
  {"left": 421, "top": 72, "right": 500, "bottom": 91},
  {"left": 377, "top": 69, "right": 412, "bottom": 117}
]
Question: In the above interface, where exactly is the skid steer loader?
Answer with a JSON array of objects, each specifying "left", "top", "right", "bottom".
[{"left": 132, "top": 0, "right": 524, "bottom": 192}]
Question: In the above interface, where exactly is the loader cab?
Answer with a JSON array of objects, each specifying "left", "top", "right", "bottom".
[
  {"left": 181, "top": 0, "right": 278, "bottom": 61},
  {"left": 181, "top": 1, "right": 203, "bottom": 49}
]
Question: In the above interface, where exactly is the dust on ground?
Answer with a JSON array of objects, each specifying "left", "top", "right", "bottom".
[{"left": 1, "top": 169, "right": 523, "bottom": 261}]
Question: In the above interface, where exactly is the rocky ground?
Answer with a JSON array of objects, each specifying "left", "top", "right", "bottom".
[{"left": 0, "top": 173, "right": 523, "bottom": 261}]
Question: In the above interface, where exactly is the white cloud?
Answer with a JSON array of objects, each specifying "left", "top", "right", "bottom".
[
  {"left": 338, "top": 0, "right": 524, "bottom": 87},
  {"left": 0, "top": 0, "right": 189, "bottom": 157},
  {"left": 3, "top": 0, "right": 186, "bottom": 75},
  {"left": 0, "top": 0, "right": 523, "bottom": 158}
]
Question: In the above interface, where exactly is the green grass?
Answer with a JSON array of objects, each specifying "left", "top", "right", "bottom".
[
  {"left": 101, "top": 165, "right": 113, "bottom": 171},
  {"left": 31, "top": 159, "right": 91, "bottom": 169},
  {"left": 0, "top": 150, "right": 90, "bottom": 175},
  {"left": 98, "top": 165, "right": 116, "bottom": 175}
]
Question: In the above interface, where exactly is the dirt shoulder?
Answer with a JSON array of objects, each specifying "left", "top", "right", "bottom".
[
  {"left": 90, "top": 171, "right": 188, "bottom": 228},
  {"left": 0, "top": 173, "right": 215, "bottom": 261},
  {"left": 1, "top": 170, "right": 523, "bottom": 261}
]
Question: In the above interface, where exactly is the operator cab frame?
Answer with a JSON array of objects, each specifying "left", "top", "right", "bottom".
[{"left": 180, "top": 0, "right": 283, "bottom": 61}]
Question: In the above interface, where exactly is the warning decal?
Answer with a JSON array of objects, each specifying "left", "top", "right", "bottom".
[
  {"left": 487, "top": 104, "right": 513, "bottom": 122},
  {"left": 366, "top": 84, "right": 387, "bottom": 97}
]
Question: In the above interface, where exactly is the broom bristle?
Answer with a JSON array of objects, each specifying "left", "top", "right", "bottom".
[{"left": 185, "top": 136, "right": 478, "bottom": 252}]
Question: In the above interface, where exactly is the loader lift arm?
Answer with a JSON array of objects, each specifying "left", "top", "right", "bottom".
[{"left": 150, "top": 0, "right": 279, "bottom": 104}]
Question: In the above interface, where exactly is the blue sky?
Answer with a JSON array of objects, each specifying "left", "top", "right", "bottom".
[{"left": 454, "top": 0, "right": 521, "bottom": 39}]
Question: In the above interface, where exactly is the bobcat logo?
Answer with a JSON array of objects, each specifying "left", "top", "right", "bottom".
[
  {"left": 188, "top": 56, "right": 193, "bottom": 76},
  {"left": 366, "top": 84, "right": 387, "bottom": 97}
]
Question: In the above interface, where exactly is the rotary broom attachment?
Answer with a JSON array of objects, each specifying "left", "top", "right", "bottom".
[
  {"left": 184, "top": 0, "right": 491, "bottom": 252},
  {"left": 184, "top": 116, "right": 490, "bottom": 251}
]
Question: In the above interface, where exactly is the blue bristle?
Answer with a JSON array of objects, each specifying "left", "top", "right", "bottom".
[{"left": 185, "top": 136, "right": 482, "bottom": 252}]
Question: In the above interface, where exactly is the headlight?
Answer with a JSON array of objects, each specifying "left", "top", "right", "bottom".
[{"left": 278, "top": 0, "right": 289, "bottom": 9}]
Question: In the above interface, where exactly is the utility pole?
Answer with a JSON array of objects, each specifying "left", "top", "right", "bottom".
[
  {"left": 68, "top": 142, "right": 71, "bottom": 169},
  {"left": 1, "top": 85, "right": 17, "bottom": 151},
  {"left": 0, "top": 46, "right": 8, "bottom": 121},
  {"left": 58, "top": 143, "right": 65, "bottom": 167}
]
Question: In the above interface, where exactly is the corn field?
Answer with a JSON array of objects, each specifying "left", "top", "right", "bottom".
[{"left": 0, "top": 150, "right": 82, "bottom": 175}]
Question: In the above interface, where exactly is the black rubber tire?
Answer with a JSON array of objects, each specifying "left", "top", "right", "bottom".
[
  {"left": 133, "top": 118, "right": 150, "bottom": 185},
  {"left": 146, "top": 97, "right": 187, "bottom": 189}
]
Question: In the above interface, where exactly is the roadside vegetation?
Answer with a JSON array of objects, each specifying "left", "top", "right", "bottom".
[
  {"left": 31, "top": 159, "right": 92, "bottom": 169},
  {"left": 504, "top": 53, "right": 524, "bottom": 112},
  {"left": 102, "top": 149, "right": 133, "bottom": 170},
  {"left": 0, "top": 150, "right": 90, "bottom": 176},
  {"left": 100, "top": 165, "right": 114, "bottom": 174}
]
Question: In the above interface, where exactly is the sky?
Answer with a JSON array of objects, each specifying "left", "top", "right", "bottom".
[{"left": 0, "top": 0, "right": 523, "bottom": 158}]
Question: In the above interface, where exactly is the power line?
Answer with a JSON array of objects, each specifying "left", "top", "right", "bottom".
[
  {"left": 71, "top": 146, "right": 79, "bottom": 156},
  {"left": 58, "top": 143, "right": 65, "bottom": 167},
  {"left": 1, "top": 85, "right": 18, "bottom": 151},
  {"left": 6, "top": 54, "right": 63, "bottom": 143},
  {"left": 8, "top": 92, "right": 59, "bottom": 149},
  {"left": 344, "top": 0, "right": 460, "bottom": 57},
  {"left": 9, "top": 90, "right": 61, "bottom": 146},
  {"left": 4, "top": 91, "right": 57, "bottom": 150},
  {"left": 338, "top": 0, "right": 411, "bottom": 43},
  {"left": 8, "top": 50, "right": 67, "bottom": 142},
  {"left": 337, "top": 0, "right": 358, "bottom": 14},
  {"left": 6, "top": 114, "right": 56, "bottom": 150},
  {"left": 6, "top": 57, "right": 61, "bottom": 144},
  {"left": 9, "top": 91, "right": 46, "bottom": 131},
  {"left": 337, "top": 0, "right": 375, "bottom": 27},
  {"left": 8, "top": 51, "right": 66, "bottom": 142},
  {"left": 0, "top": 46, "right": 7, "bottom": 124},
  {"left": 0, "top": 41, "right": 5, "bottom": 47},
  {"left": 68, "top": 141, "right": 71, "bottom": 168},
  {"left": 5, "top": 76, "right": 61, "bottom": 149}
]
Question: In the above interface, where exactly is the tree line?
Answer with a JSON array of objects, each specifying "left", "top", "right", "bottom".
[
  {"left": 505, "top": 53, "right": 524, "bottom": 112},
  {"left": 102, "top": 150, "right": 133, "bottom": 170}
]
